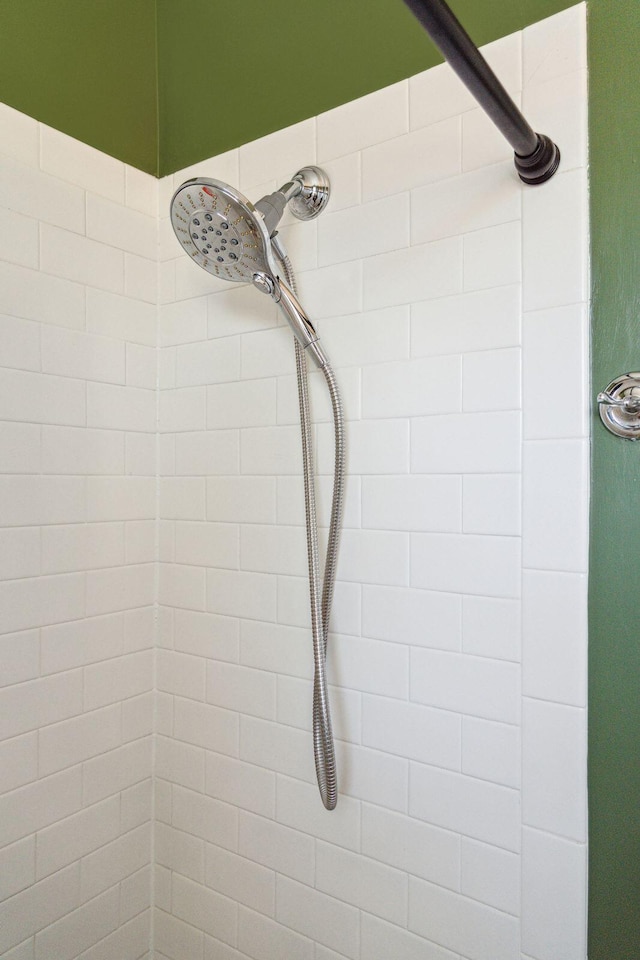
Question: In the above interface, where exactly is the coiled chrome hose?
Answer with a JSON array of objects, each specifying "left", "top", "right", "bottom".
[{"left": 279, "top": 254, "right": 345, "bottom": 811}]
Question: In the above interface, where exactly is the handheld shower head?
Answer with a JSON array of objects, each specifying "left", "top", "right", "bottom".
[
  {"left": 170, "top": 178, "right": 277, "bottom": 283},
  {"left": 170, "top": 170, "right": 331, "bottom": 368}
]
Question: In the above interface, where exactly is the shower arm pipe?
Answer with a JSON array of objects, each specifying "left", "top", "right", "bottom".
[{"left": 401, "top": 0, "right": 560, "bottom": 184}]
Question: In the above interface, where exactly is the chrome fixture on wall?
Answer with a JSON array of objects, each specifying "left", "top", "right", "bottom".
[
  {"left": 401, "top": 0, "right": 561, "bottom": 184},
  {"left": 598, "top": 373, "right": 640, "bottom": 440},
  {"left": 170, "top": 169, "right": 343, "bottom": 810}
]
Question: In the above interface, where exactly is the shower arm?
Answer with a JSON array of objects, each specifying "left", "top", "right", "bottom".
[{"left": 401, "top": 0, "right": 560, "bottom": 184}]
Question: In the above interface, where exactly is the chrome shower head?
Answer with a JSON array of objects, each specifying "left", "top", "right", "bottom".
[
  {"left": 170, "top": 168, "right": 331, "bottom": 368},
  {"left": 170, "top": 178, "right": 277, "bottom": 283}
]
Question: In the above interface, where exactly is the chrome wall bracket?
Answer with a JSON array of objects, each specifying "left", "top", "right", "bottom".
[
  {"left": 597, "top": 373, "right": 640, "bottom": 440},
  {"left": 289, "top": 166, "right": 330, "bottom": 221}
]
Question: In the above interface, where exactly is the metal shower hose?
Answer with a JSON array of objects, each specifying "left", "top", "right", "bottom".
[{"left": 279, "top": 254, "right": 345, "bottom": 811}]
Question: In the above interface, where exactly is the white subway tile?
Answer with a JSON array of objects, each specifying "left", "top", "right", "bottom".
[
  {"left": 125, "top": 432, "right": 156, "bottom": 476},
  {"left": 175, "top": 430, "right": 239, "bottom": 475},
  {"left": 177, "top": 337, "right": 240, "bottom": 387},
  {"left": 38, "top": 704, "right": 121, "bottom": 777},
  {"left": 362, "top": 355, "right": 462, "bottom": 419},
  {"left": 363, "top": 585, "right": 461, "bottom": 650},
  {"left": 276, "top": 875, "right": 360, "bottom": 960},
  {"left": 523, "top": 570, "right": 587, "bottom": 706},
  {"left": 277, "top": 576, "right": 360, "bottom": 637},
  {"left": 0, "top": 260, "right": 85, "bottom": 330},
  {"left": 337, "top": 742, "right": 408, "bottom": 812},
  {"left": 461, "top": 838, "right": 520, "bottom": 916},
  {"left": 207, "top": 378, "right": 277, "bottom": 429},
  {"left": 337, "top": 529, "right": 409, "bottom": 586},
  {"left": 208, "top": 569, "right": 277, "bottom": 622},
  {"left": 0, "top": 766, "right": 82, "bottom": 847},
  {"left": 159, "top": 386, "right": 206, "bottom": 433},
  {"left": 41, "top": 522, "right": 123, "bottom": 574},
  {"left": 207, "top": 477, "right": 276, "bottom": 523},
  {"left": 239, "top": 811, "right": 312, "bottom": 883},
  {"left": 240, "top": 425, "right": 301, "bottom": 475},
  {"left": 463, "top": 347, "right": 521, "bottom": 412},
  {"left": 362, "top": 118, "right": 461, "bottom": 201},
  {"left": 410, "top": 762, "right": 520, "bottom": 851},
  {"left": 0, "top": 154, "right": 85, "bottom": 232},
  {"left": 412, "top": 162, "right": 521, "bottom": 245},
  {"left": 523, "top": 169, "right": 588, "bottom": 310},
  {"left": 0, "top": 207, "right": 39, "bottom": 268},
  {"left": 411, "top": 533, "right": 521, "bottom": 598},
  {"left": 318, "top": 81, "right": 408, "bottom": 161},
  {"left": 237, "top": 905, "right": 314, "bottom": 960},
  {"left": 175, "top": 521, "right": 238, "bottom": 569},
  {"left": 317, "top": 305, "right": 410, "bottom": 369},
  {"left": 318, "top": 193, "right": 409, "bottom": 267},
  {"left": 240, "top": 119, "right": 315, "bottom": 189},
  {"left": 316, "top": 153, "right": 361, "bottom": 213},
  {"left": 36, "top": 796, "right": 120, "bottom": 880},
  {"left": 155, "top": 822, "right": 204, "bottom": 884},
  {"left": 523, "top": 69, "right": 587, "bottom": 174},
  {"left": 0, "top": 835, "right": 35, "bottom": 900},
  {"left": 0, "top": 570, "right": 85, "bottom": 632},
  {"left": 86, "top": 194, "right": 156, "bottom": 258},
  {"left": 276, "top": 775, "right": 360, "bottom": 851},
  {"left": 41, "top": 225, "right": 123, "bottom": 294},
  {"left": 240, "top": 716, "right": 315, "bottom": 784},
  {"left": 160, "top": 477, "right": 206, "bottom": 520},
  {"left": 0, "top": 530, "right": 40, "bottom": 582},
  {"left": 126, "top": 342, "right": 156, "bottom": 389},
  {"left": 318, "top": 418, "right": 410, "bottom": 475},
  {"left": 174, "top": 608, "right": 239, "bottom": 662},
  {"left": 240, "top": 524, "right": 305, "bottom": 577},
  {"left": 411, "top": 648, "right": 519, "bottom": 723},
  {"left": 462, "top": 716, "right": 520, "bottom": 788},
  {"left": 523, "top": 3, "right": 587, "bottom": 84},
  {"left": 156, "top": 738, "right": 205, "bottom": 794},
  {"left": 362, "top": 695, "right": 460, "bottom": 770},
  {"left": 42, "top": 426, "right": 123, "bottom": 476},
  {"left": 363, "top": 238, "right": 462, "bottom": 309},
  {"left": 362, "top": 803, "right": 459, "bottom": 891},
  {"left": 40, "top": 126, "right": 125, "bottom": 202},
  {"left": 83, "top": 739, "right": 152, "bottom": 806},
  {"left": 0, "top": 864, "right": 81, "bottom": 956},
  {"left": 362, "top": 913, "right": 459, "bottom": 960},
  {"left": 205, "top": 844, "right": 275, "bottom": 917},
  {"left": 0, "top": 422, "right": 40, "bottom": 473},
  {"left": 297, "top": 260, "right": 362, "bottom": 320},
  {"left": 172, "top": 785, "right": 238, "bottom": 852},
  {"left": 412, "top": 412, "right": 521, "bottom": 474},
  {"left": 208, "top": 284, "right": 279, "bottom": 339},
  {"left": 363, "top": 475, "right": 461, "bottom": 534},
  {"left": 240, "top": 619, "right": 311, "bottom": 679},
  {"left": 522, "top": 439, "right": 589, "bottom": 572},
  {"left": 125, "top": 165, "right": 159, "bottom": 217},
  {"left": 521, "top": 827, "right": 587, "bottom": 960},
  {"left": 86, "top": 563, "right": 154, "bottom": 616},
  {"left": 0, "top": 102, "right": 39, "bottom": 166},
  {"left": 408, "top": 876, "right": 519, "bottom": 960},
  {"left": 316, "top": 841, "right": 407, "bottom": 925},
  {"left": 241, "top": 326, "right": 294, "bottom": 381},
  {"left": 462, "top": 595, "right": 521, "bottom": 661},
  {"left": 464, "top": 220, "right": 521, "bottom": 291},
  {"left": 88, "top": 381, "right": 156, "bottom": 432},
  {"left": 462, "top": 105, "right": 513, "bottom": 172},
  {"left": 154, "top": 908, "right": 204, "bottom": 959},
  {"left": 125, "top": 252, "right": 158, "bottom": 305},
  {"left": 157, "top": 649, "right": 206, "bottom": 701},
  {"left": 160, "top": 296, "right": 208, "bottom": 346},
  {"left": 523, "top": 303, "right": 588, "bottom": 439},
  {"left": 125, "top": 519, "right": 155, "bottom": 564},
  {"left": 172, "top": 873, "right": 238, "bottom": 947},
  {"left": 84, "top": 651, "right": 152, "bottom": 710},
  {"left": 0, "top": 367, "right": 85, "bottom": 426},
  {"left": 463, "top": 474, "right": 521, "bottom": 536},
  {"left": 328, "top": 635, "right": 408, "bottom": 699},
  {"left": 522, "top": 698, "right": 586, "bottom": 841},
  {"left": 87, "top": 477, "right": 155, "bottom": 521},
  {"left": 207, "top": 662, "right": 276, "bottom": 721},
  {"left": 86, "top": 288, "right": 156, "bottom": 346},
  {"left": 0, "top": 731, "right": 38, "bottom": 793},
  {"left": 207, "top": 754, "right": 275, "bottom": 820}
]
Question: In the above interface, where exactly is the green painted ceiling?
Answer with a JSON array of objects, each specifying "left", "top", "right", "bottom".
[{"left": 0, "top": 0, "right": 574, "bottom": 176}]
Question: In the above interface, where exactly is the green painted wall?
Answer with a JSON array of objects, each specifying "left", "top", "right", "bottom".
[
  {"left": 0, "top": 0, "right": 158, "bottom": 174},
  {"left": 588, "top": 1, "right": 640, "bottom": 955},
  {"left": 2, "top": 0, "right": 640, "bottom": 954},
  {"left": 155, "top": 0, "right": 574, "bottom": 176}
]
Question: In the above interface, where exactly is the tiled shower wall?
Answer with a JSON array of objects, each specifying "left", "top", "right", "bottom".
[
  {"left": 0, "top": 4, "right": 588, "bottom": 959},
  {"left": 0, "top": 111, "right": 158, "bottom": 958},
  {"left": 156, "top": 5, "right": 588, "bottom": 960}
]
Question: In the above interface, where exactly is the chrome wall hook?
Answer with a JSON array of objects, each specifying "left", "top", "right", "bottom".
[{"left": 597, "top": 373, "right": 640, "bottom": 440}]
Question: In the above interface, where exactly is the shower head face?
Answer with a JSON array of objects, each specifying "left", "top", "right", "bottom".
[{"left": 170, "top": 177, "right": 276, "bottom": 283}]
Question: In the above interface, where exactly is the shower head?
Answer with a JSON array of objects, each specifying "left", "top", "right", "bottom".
[
  {"left": 170, "top": 169, "right": 332, "bottom": 368},
  {"left": 170, "top": 178, "right": 277, "bottom": 284}
]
